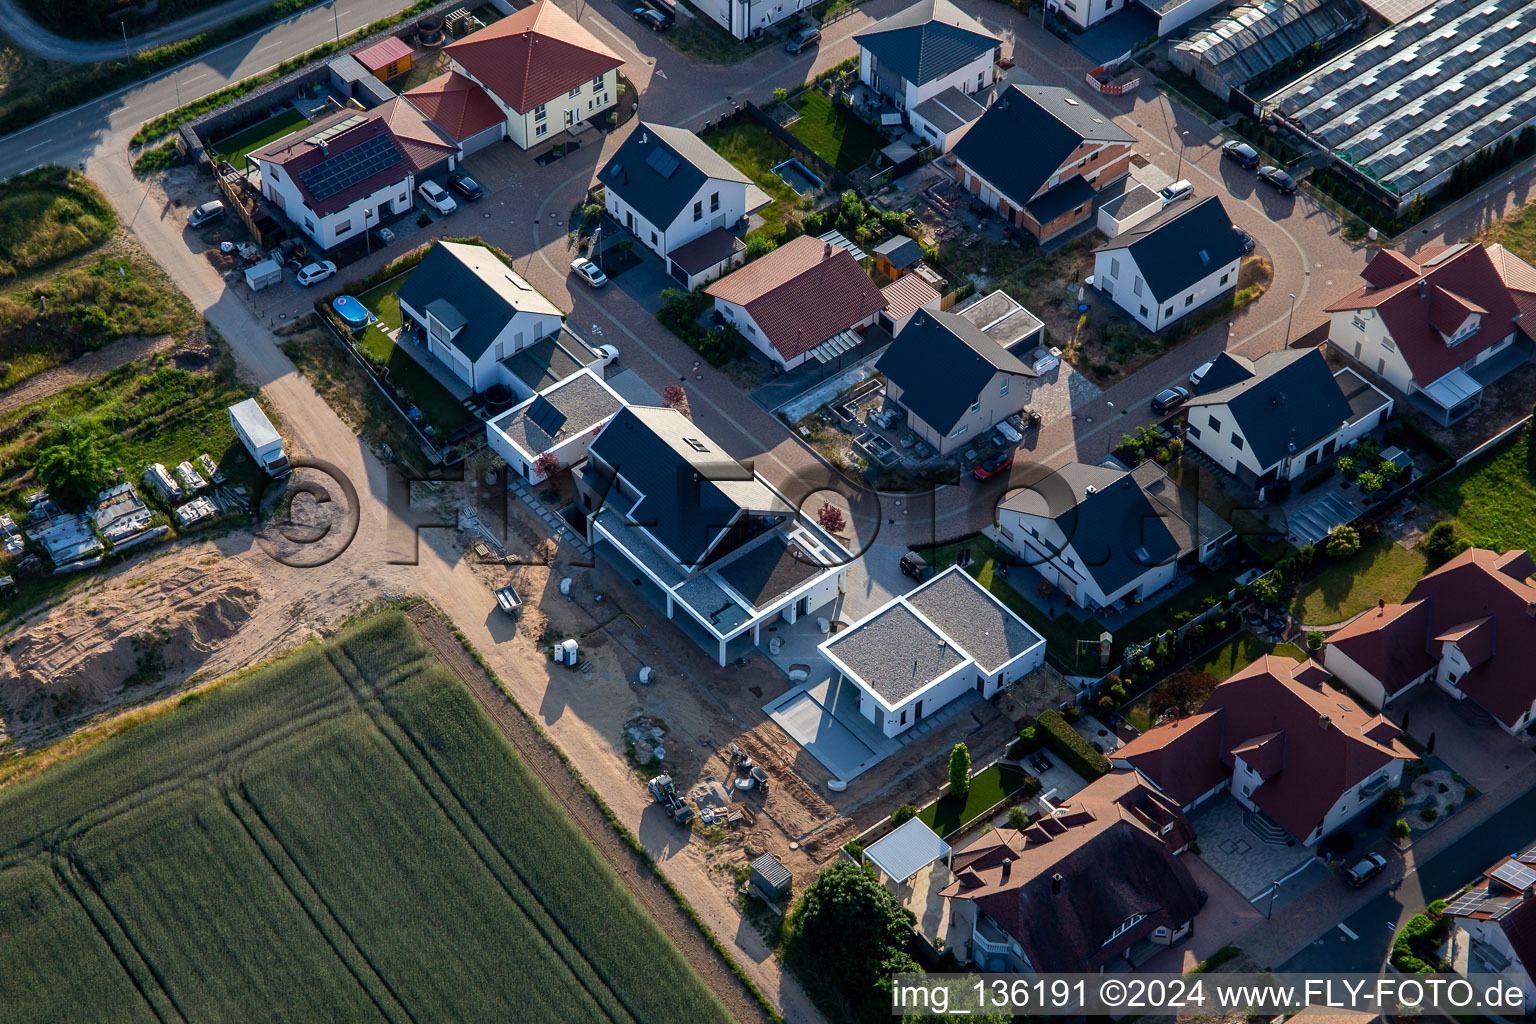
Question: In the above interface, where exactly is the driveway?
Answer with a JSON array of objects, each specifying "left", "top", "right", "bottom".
[
  {"left": 1388, "top": 684, "right": 1534, "bottom": 793},
  {"left": 1189, "top": 794, "right": 1315, "bottom": 900},
  {"left": 1139, "top": 852, "right": 1265, "bottom": 973}
]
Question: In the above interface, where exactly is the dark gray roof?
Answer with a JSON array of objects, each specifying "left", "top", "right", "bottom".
[
  {"left": 751, "top": 853, "right": 792, "bottom": 888},
  {"left": 954, "top": 85, "right": 1134, "bottom": 207},
  {"left": 878, "top": 308, "right": 1034, "bottom": 434},
  {"left": 1000, "top": 463, "right": 1183, "bottom": 597},
  {"left": 598, "top": 123, "right": 749, "bottom": 230},
  {"left": 905, "top": 568, "right": 1041, "bottom": 673},
  {"left": 1190, "top": 351, "right": 1255, "bottom": 396},
  {"left": 1186, "top": 348, "right": 1354, "bottom": 469},
  {"left": 959, "top": 291, "right": 1045, "bottom": 352},
  {"left": 1023, "top": 174, "right": 1098, "bottom": 226},
  {"left": 588, "top": 405, "right": 785, "bottom": 567},
  {"left": 1337, "top": 366, "right": 1391, "bottom": 423},
  {"left": 824, "top": 602, "right": 967, "bottom": 705},
  {"left": 853, "top": 0, "right": 999, "bottom": 87},
  {"left": 1095, "top": 197, "right": 1249, "bottom": 302},
  {"left": 397, "top": 241, "right": 561, "bottom": 362},
  {"left": 668, "top": 227, "right": 744, "bottom": 275},
  {"left": 1130, "top": 462, "right": 1232, "bottom": 558},
  {"left": 494, "top": 370, "right": 622, "bottom": 457},
  {"left": 501, "top": 329, "right": 598, "bottom": 393},
  {"left": 1099, "top": 183, "right": 1161, "bottom": 220},
  {"left": 911, "top": 85, "right": 987, "bottom": 134},
  {"left": 716, "top": 535, "right": 821, "bottom": 609},
  {"left": 874, "top": 234, "right": 925, "bottom": 268}
]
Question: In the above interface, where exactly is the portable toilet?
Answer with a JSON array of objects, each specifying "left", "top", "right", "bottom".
[
  {"left": 750, "top": 853, "right": 792, "bottom": 902},
  {"left": 554, "top": 638, "right": 580, "bottom": 667}
]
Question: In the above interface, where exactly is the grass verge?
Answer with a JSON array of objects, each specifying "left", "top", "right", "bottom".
[
  {"left": 1291, "top": 536, "right": 1428, "bottom": 626},
  {"left": 918, "top": 762, "right": 1029, "bottom": 838}
]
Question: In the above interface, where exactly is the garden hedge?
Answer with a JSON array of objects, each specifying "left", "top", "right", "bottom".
[{"left": 1036, "top": 710, "right": 1110, "bottom": 779}]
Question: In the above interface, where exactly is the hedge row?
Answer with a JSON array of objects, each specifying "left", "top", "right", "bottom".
[{"left": 1036, "top": 710, "right": 1110, "bottom": 780}]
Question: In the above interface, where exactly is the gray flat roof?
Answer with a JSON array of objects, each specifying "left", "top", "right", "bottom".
[
  {"left": 825, "top": 603, "right": 966, "bottom": 705},
  {"left": 492, "top": 370, "right": 622, "bottom": 457},
  {"left": 864, "top": 817, "right": 950, "bottom": 882},
  {"left": 501, "top": 329, "right": 598, "bottom": 393},
  {"left": 715, "top": 535, "right": 822, "bottom": 610},
  {"left": 1100, "top": 183, "right": 1160, "bottom": 219},
  {"left": 904, "top": 568, "right": 1041, "bottom": 673}
]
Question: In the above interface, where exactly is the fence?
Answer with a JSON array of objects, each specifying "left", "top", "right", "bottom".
[
  {"left": 742, "top": 101, "right": 857, "bottom": 197},
  {"left": 1085, "top": 66, "right": 1142, "bottom": 96}
]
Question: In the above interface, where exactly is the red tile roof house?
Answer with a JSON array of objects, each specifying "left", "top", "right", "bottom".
[
  {"left": 1443, "top": 840, "right": 1536, "bottom": 1005},
  {"left": 1114, "top": 653, "right": 1414, "bottom": 846},
  {"left": 706, "top": 235, "right": 888, "bottom": 371},
  {"left": 249, "top": 100, "right": 458, "bottom": 251},
  {"left": 1323, "top": 548, "right": 1536, "bottom": 733},
  {"left": 939, "top": 770, "right": 1202, "bottom": 973},
  {"left": 1323, "top": 241, "right": 1536, "bottom": 424},
  {"left": 434, "top": 0, "right": 624, "bottom": 151}
]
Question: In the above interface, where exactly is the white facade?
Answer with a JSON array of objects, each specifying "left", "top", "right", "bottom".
[
  {"left": 1326, "top": 305, "right": 1517, "bottom": 416},
  {"left": 397, "top": 296, "right": 563, "bottom": 393},
  {"left": 485, "top": 370, "right": 625, "bottom": 484},
  {"left": 888, "top": 368, "right": 1029, "bottom": 456},
  {"left": 1094, "top": 246, "right": 1241, "bottom": 333},
  {"left": 1322, "top": 643, "right": 1433, "bottom": 711},
  {"left": 699, "top": 0, "right": 815, "bottom": 40},
  {"left": 451, "top": 62, "right": 617, "bottom": 149},
  {"left": 995, "top": 510, "right": 1177, "bottom": 610},
  {"left": 258, "top": 164, "right": 417, "bottom": 251},
  {"left": 1230, "top": 753, "right": 1402, "bottom": 846},
  {"left": 859, "top": 47, "right": 995, "bottom": 113},
  {"left": 604, "top": 176, "right": 749, "bottom": 260},
  {"left": 1053, "top": 0, "right": 1222, "bottom": 35},
  {"left": 1454, "top": 919, "right": 1536, "bottom": 1004}
]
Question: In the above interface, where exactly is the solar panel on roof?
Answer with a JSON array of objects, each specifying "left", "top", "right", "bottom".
[
  {"left": 299, "top": 134, "right": 404, "bottom": 202},
  {"left": 1442, "top": 888, "right": 1489, "bottom": 917},
  {"left": 526, "top": 396, "right": 567, "bottom": 438},
  {"left": 1492, "top": 860, "right": 1536, "bottom": 891},
  {"left": 645, "top": 146, "right": 681, "bottom": 179}
]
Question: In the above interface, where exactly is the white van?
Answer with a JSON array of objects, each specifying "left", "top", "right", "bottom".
[{"left": 1159, "top": 179, "right": 1194, "bottom": 205}]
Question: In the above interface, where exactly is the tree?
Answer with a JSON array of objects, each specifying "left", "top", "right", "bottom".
[
  {"left": 948, "top": 742, "right": 971, "bottom": 800},
  {"left": 786, "top": 862, "right": 914, "bottom": 995},
  {"left": 1423, "top": 521, "right": 1465, "bottom": 566},
  {"left": 1307, "top": 630, "right": 1325, "bottom": 651},
  {"left": 816, "top": 501, "right": 847, "bottom": 535},
  {"left": 891, "top": 803, "right": 917, "bottom": 826},
  {"left": 1006, "top": 805, "right": 1031, "bottom": 829},
  {"left": 662, "top": 383, "right": 691, "bottom": 419},
  {"left": 1392, "top": 818, "right": 1412, "bottom": 840},
  {"left": 34, "top": 421, "right": 112, "bottom": 509},
  {"left": 532, "top": 451, "right": 562, "bottom": 480},
  {"left": 1326, "top": 525, "right": 1360, "bottom": 559}
]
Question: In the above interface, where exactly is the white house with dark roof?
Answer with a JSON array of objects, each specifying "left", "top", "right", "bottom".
[
  {"left": 485, "top": 368, "right": 626, "bottom": 484},
  {"left": 396, "top": 240, "right": 564, "bottom": 393},
  {"left": 574, "top": 405, "right": 848, "bottom": 666},
  {"left": 855, "top": 0, "right": 1000, "bottom": 115},
  {"left": 910, "top": 87, "right": 989, "bottom": 153},
  {"left": 598, "top": 123, "right": 769, "bottom": 274},
  {"left": 1093, "top": 197, "right": 1248, "bottom": 332},
  {"left": 820, "top": 566, "right": 1045, "bottom": 737},
  {"left": 1182, "top": 348, "right": 1393, "bottom": 490}
]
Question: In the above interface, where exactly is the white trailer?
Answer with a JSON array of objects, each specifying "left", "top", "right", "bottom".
[{"left": 229, "top": 398, "right": 290, "bottom": 478}]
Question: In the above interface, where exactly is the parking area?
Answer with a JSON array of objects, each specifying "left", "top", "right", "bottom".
[
  {"left": 1389, "top": 684, "right": 1534, "bottom": 793},
  {"left": 1189, "top": 794, "right": 1317, "bottom": 900}
]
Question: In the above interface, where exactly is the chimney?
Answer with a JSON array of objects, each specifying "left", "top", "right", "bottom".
[
  {"left": 1378, "top": 598, "right": 1386, "bottom": 613},
  {"left": 1050, "top": 872, "right": 1063, "bottom": 895},
  {"left": 641, "top": 131, "right": 648, "bottom": 144},
  {"left": 1527, "top": 601, "right": 1535, "bottom": 618},
  {"left": 1417, "top": 279, "right": 1427, "bottom": 298},
  {"left": 1001, "top": 858, "right": 1012, "bottom": 881},
  {"left": 824, "top": 242, "right": 832, "bottom": 259},
  {"left": 1319, "top": 713, "right": 1331, "bottom": 729}
]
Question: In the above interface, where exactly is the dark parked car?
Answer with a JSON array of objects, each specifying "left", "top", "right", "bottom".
[
  {"left": 785, "top": 26, "right": 820, "bottom": 53},
  {"left": 632, "top": 7, "right": 669, "bottom": 30},
  {"left": 1151, "top": 385, "right": 1191, "bottom": 415},
  {"left": 899, "top": 551, "right": 935, "bottom": 582},
  {"left": 1343, "top": 852, "right": 1388, "bottom": 887},
  {"left": 448, "top": 171, "right": 485, "bottom": 200},
  {"left": 1221, "top": 140, "right": 1260, "bottom": 170},
  {"left": 1235, "top": 227, "right": 1255, "bottom": 253},
  {"left": 972, "top": 452, "right": 1014, "bottom": 481},
  {"left": 1258, "top": 165, "right": 1298, "bottom": 194}
]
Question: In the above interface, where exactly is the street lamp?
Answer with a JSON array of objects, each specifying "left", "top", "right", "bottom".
[
  {"left": 364, "top": 208, "right": 374, "bottom": 257},
  {"left": 1266, "top": 878, "right": 1281, "bottom": 919},
  {"left": 1285, "top": 292, "right": 1297, "bottom": 344},
  {"left": 1175, "top": 129, "right": 1191, "bottom": 179},
  {"left": 332, "top": 0, "right": 341, "bottom": 43}
]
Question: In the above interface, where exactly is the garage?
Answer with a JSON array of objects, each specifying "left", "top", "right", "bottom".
[{"left": 458, "top": 121, "right": 506, "bottom": 155}]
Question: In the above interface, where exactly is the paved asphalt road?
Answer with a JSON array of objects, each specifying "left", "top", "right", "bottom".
[
  {"left": 1280, "top": 787, "right": 1536, "bottom": 974},
  {"left": 0, "top": 0, "right": 324, "bottom": 63}
]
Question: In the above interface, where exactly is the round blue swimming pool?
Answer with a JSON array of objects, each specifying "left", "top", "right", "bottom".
[{"left": 332, "top": 295, "right": 371, "bottom": 328}]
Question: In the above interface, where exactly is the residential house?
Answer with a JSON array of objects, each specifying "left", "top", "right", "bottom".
[
  {"left": 396, "top": 240, "right": 564, "bottom": 393},
  {"left": 403, "top": 71, "right": 508, "bottom": 155},
  {"left": 940, "top": 770, "right": 1201, "bottom": 972},
  {"left": 911, "top": 87, "right": 989, "bottom": 153},
  {"left": 1115, "top": 653, "right": 1414, "bottom": 845},
  {"left": 878, "top": 292, "right": 1050, "bottom": 454},
  {"left": 598, "top": 123, "right": 770, "bottom": 272},
  {"left": 1324, "top": 242, "right": 1536, "bottom": 424},
  {"left": 1182, "top": 348, "right": 1393, "bottom": 491},
  {"left": 442, "top": 0, "right": 623, "bottom": 150},
  {"left": 819, "top": 566, "right": 1046, "bottom": 738},
  {"left": 953, "top": 84, "right": 1135, "bottom": 242},
  {"left": 1322, "top": 548, "right": 1536, "bottom": 732},
  {"left": 855, "top": 0, "right": 1000, "bottom": 114},
  {"left": 706, "top": 235, "right": 887, "bottom": 371},
  {"left": 575, "top": 405, "right": 849, "bottom": 666},
  {"left": 995, "top": 461, "right": 1232, "bottom": 611},
  {"left": 250, "top": 101, "right": 458, "bottom": 250},
  {"left": 1096, "top": 183, "right": 1162, "bottom": 238},
  {"left": 1055, "top": 0, "right": 1227, "bottom": 36},
  {"left": 485, "top": 368, "right": 626, "bottom": 484},
  {"left": 696, "top": 0, "right": 816, "bottom": 40},
  {"left": 1443, "top": 841, "right": 1536, "bottom": 1005},
  {"left": 1093, "top": 197, "right": 1249, "bottom": 332}
]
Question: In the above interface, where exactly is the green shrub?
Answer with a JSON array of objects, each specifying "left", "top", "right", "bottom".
[
  {"left": 1036, "top": 710, "right": 1109, "bottom": 780},
  {"left": 1300, "top": 464, "right": 1335, "bottom": 492},
  {"left": 948, "top": 743, "right": 971, "bottom": 800},
  {"left": 1380, "top": 788, "right": 1405, "bottom": 813},
  {"left": 1422, "top": 521, "right": 1467, "bottom": 566},
  {"left": 1306, "top": 630, "right": 1325, "bottom": 650},
  {"left": 132, "top": 140, "right": 184, "bottom": 176},
  {"left": 843, "top": 840, "right": 864, "bottom": 860},
  {"left": 1188, "top": 945, "right": 1242, "bottom": 975},
  {"left": 1420, "top": 807, "right": 1438, "bottom": 822},
  {"left": 892, "top": 804, "right": 917, "bottom": 826},
  {"left": 1326, "top": 525, "right": 1360, "bottom": 559},
  {"left": 1005, "top": 806, "right": 1031, "bottom": 830},
  {"left": 1392, "top": 818, "right": 1411, "bottom": 840}
]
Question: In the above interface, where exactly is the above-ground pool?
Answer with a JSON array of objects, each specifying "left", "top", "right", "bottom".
[
  {"left": 332, "top": 295, "right": 373, "bottom": 329},
  {"left": 772, "top": 158, "right": 824, "bottom": 195}
]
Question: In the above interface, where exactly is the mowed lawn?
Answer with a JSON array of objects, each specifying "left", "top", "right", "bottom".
[
  {"left": 1423, "top": 423, "right": 1536, "bottom": 553},
  {"left": 0, "top": 613, "right": 732, "bottom": 1024},
  {"left": 788, "top": 92, "right": 883, "bottom": 172},
  {"left": 210, "top": 108, "right": 311, "bottom": 167},
  {"left": 919, "top": 763, "right": 1029, "bottom": 838},
  {"left": 1291, "top": 535, "right": 1428, "bottom": 626},
  {"left": 704, "top": 119, "right": 801, "bottom": 235},
  {"left": 352, "top": 275, "right": 476, "bottom": 434}
]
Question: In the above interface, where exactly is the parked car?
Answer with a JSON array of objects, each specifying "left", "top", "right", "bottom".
[
  {"left": 1235, "top": 227, "right": 1256, "bottom": 253},
  {"left": 1257, "top": 166, "right": 1298, "bottom": 194},
  {"left": 637, "top": 0, "right": 676, "bottom": 22},
  {"left": 295, "top": 260, "right": 337, "bottom": 287},
  {"left": 188, "top": 200, "right": 226, "bottom": 228},
  {"left": 569, "top": 256, "right": 608, "bottom": 288},
  {"left": 1343, "top": 852, "right": 1388, "bottom": 887},
  {"left": 1189, "top": 359, "right": 1214, "bottom": 388},
  {"left": 597, "top": 343, "right": 620, "bottom": 366},
  {"left": 1158, "top": 179, "right": 1193, "bottom": 205},
  {"left": 785, "top": 26, "right": 820, "bottom": 53},
  {"left": 417, "top": 180, "right": 458, "bottom": 215},
  {"left": 447, "top": 171, "right": 485, "bottom": 200},
  {"left": 1221, "top": 140, "right": 1260, "bottom": 170},
  {"left": 632, "top": 7, "right": 669, "bottom": 30},
  {"left": 972, "top": 452, "right": 1014, "bottom": 481},
  {"left": 1151, "top": 385, "right": 1191, "bottom": 414},
  {"left": 1028, "top": 752, "right": 1053, "bottom": 774},
  {"left": 899, "top": 551, "right": 935, "bottom": 582}
]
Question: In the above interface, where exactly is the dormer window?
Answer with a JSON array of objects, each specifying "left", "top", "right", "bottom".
[{"left": 1445, "top": 314, "right": 1480, "bottom": 346}]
